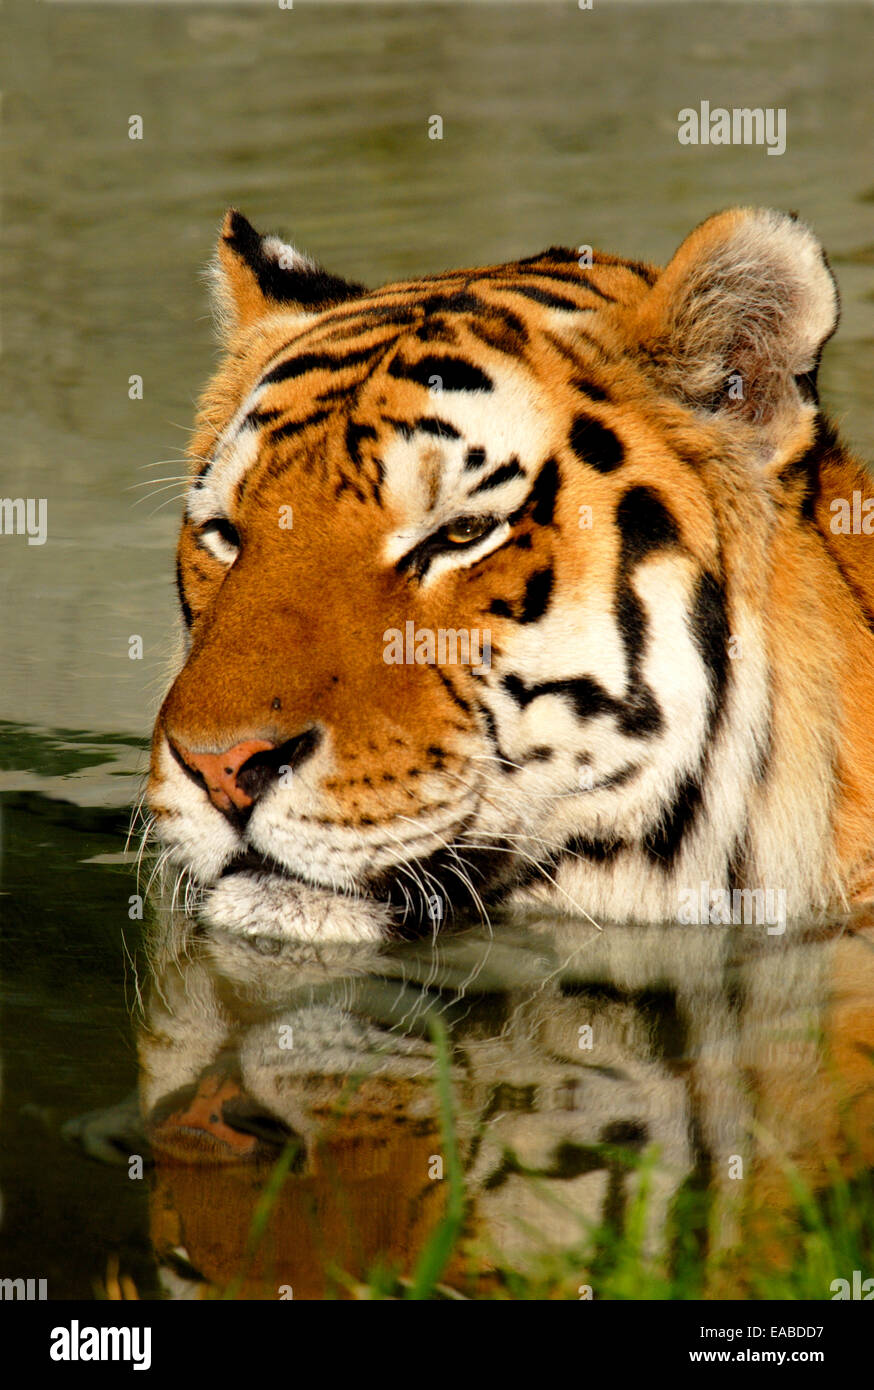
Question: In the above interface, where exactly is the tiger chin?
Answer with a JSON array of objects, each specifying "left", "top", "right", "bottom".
[{"left": 144, "top": 205, "right": 874, "bottom": 943}]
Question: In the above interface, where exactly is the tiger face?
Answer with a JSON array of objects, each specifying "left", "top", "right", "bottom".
[{"left": 147, "top": 207, "right": 874, "bottom": 939}]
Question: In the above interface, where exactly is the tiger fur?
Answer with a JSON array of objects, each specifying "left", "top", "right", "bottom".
[{"left": 146, "top": 207, "right": 874, "bottom": 940}]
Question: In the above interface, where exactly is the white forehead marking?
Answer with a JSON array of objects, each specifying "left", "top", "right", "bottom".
[{"left": 381, "top": 361, "right": 553, "bottom": 562}]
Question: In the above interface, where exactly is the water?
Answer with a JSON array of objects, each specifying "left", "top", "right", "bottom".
[{"left": 1, "top": 0, "right": 873, "bottom": 1298}]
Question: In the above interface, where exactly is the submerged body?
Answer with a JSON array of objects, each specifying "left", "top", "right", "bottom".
[{"left": 146, "top": 207, "right": 874, "bottom": 939}]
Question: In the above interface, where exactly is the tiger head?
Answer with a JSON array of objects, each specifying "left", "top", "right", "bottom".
[{"left": 147, "top": 207, "right": 874, "bottom": 939}]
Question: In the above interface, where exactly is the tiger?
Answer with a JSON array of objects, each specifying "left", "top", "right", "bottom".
[{"left": 145, "top": 206, "right": 874, "bottom": 942}]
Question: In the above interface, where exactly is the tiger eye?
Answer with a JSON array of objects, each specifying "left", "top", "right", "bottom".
[{"left": 445, "top": 516, "right": 491, "bottom": 545}]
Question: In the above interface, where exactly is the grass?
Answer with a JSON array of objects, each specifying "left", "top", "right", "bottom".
[{"left": 213, "top": 1017, "right": 874, "bottom": 1302}]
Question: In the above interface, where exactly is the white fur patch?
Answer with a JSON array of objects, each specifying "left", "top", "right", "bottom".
[
  {"left": 381, "top": 363, "right": 554, "bottom": 568},
  {"left": 203, "top": 873, "right": 389, "bottom": 943}
]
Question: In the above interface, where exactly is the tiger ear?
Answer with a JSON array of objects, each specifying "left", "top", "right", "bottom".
[
  {"left": 634, "top": 207, "right": 838, "bottom": 446},
  {"left": 208, "top": 209, "right": 366, "bottom": 338}
]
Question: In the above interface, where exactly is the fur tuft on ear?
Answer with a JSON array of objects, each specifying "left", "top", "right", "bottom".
[
  {"left": 207, "top": 209, "right": 367, "bottom": 339},
  {"left": 634, "top": 208, "right": 839, "bottom": 438}
]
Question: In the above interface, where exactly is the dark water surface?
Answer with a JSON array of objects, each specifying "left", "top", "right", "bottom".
[{"left": 2, "top": 1, "right": 873, "bottom": 1298}]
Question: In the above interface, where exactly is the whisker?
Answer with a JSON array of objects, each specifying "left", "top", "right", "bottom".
[
  {"left": 146, "top": 492, "right": 190, "bottom": 518},
  {"left": 126, "top": 477, "right": 191, "bottom": 491}
]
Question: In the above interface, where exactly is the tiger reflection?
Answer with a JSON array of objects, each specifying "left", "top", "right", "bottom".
[{"left": 136, "top": 910, "right": 874, "bottom": 1299}]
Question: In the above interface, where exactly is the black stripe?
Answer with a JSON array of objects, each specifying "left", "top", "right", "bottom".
[
  {"left": 421, "top": 289, "right": 530, "bottom": 343},
  {"left": 816, "top": 529, "right": 874, "bottom": 636},
  {"left": 434, "top": 667, "right": 473, "bottom": 715},
  {"left": 620, "top": 522, "right": 720, "bottom": 869},
  {"left": 255, "top": 452, "right": 309, "bottom": 486},
  {"left": 527, "top": 456, "right": 560, "bottom": 526},
  {"left": 502, "top": 670, "right": 662, "bottom": 739},
  {"left": 517, "top": 246, "right": 583, "bottom": 266},
  {"left": 642, "top": 774, "right": 703, "bottom": 866},
  {"left": 544, "top": 327, "right": 615, "bottom": 369},
  {"left": 474, "top": 696, "right": 518, "bottom": 771},
  {"left": 802, "top": 418, "right": 874, "bottom": 636},
  {"left": 387, "top": 353, "right": 493, "bottom": 393},
  {"left": 612, "top": 586, "right": 659, "bottom": 734},
  {"left": 727, "top": 835, "right": 747, "bottom": 895},
  {"left": 779, "top": 439, "right": 820, "bottom": 521},
  {"left": 334, "top": 475, "right": 368, "bottom": 504},
  {"left": 260, "top": 345, "right": 378, "bottom": 387},
  {"left": 571, "top": 376, "right": 609, "bottom": 403},
  {"left": 626, "top": 260, "right": 657, "bottom": 287},
  {"left": 570, "top": 414, "right": 625, "bottom": 473},
  {"left": 612, "top": 487, "right": 679, "bottom": 739},
  {"left": 571, "top": 328, "right": 618, "bottom": 360},
  {"left": 346, "top": 420, "right": 378, "bottom": 468},
  {"left": 563, "top": 835, "right": 626, "bottom": 864},
  {"left": 316, "top": 381, "right": 368, "bottom": 404},
  {"left": 615, "top": 487, "right": 679, "bottom": 565},
  {"left": 385, "top": 416, "right": 413, "bottom": 440},
  {"left": 372, "top": 454, "right": 385, "bottom": 493},
  {"left": 175, "top": 557, "right": 193, "bottom": 628},
  {"left": 269, "top": 410, "right": 330, "bottom": 442},
  {"left": 243, "top": 408, "right": 284, "bottom": 430},
  {"left": 322, "top": 304, "right": 420, "bottom": 332},
  {"left": 597, "top": 762, "right": 642, "bottom": 790},
  {"left": 415, "top": 289, "right": 484, "bottom": 315},
  {"left": 496, "top": 283, "right": 585, "bottom": 312},
  {"left": 470, "top": 302, "right": 529, "bottom": 342},
  {"left": 415, "top": 318, "right": 460, "bottom": 344},
  {"left": 753, "top": 711, "right": 772, "bottom": 784},
  {"left": 464, "top": 447, "right": 487, "bottom": 471},
  {"left": 469, "top": 458, "right": 525, "bottom": 495},
  {"left": 465, "top": 315, "right": 528, "bottom": 359},
  {"left": 420, "top": 289, "right": 489, "bottom": 316},
  {"left": 507, "top": 265, "right": 617, "bottom": 301},
  {"left": 504, "top": 456, "right": 561, "bottom": 530},
  {"left": 490, "top": 568, "right": 554, "bottom": 624},
  {"left": 416, "top": 417, "right": 461, "bottom": 439},
  {"left": 689, "top": 571, "right": 730, "bottom": 719}
]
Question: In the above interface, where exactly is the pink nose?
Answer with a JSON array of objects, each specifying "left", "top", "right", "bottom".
[{"left": 170, "top": 738, "right": 276, "bottom": 813}]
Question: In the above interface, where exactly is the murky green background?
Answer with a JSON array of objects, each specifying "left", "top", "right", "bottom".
[{"left": 1, "top": 0, "right": 873, "bottom": 1298}]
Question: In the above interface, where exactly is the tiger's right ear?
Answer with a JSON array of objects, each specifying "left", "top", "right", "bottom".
[{"left": 208, "top": 209, "right": 367, "bottom": 339}]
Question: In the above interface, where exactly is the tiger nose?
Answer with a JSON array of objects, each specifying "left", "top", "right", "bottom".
[{"left": 169, "top": 738, "right": 276, "bottom": 813}]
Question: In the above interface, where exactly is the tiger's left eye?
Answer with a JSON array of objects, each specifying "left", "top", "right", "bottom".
[{"left": 444, "top": 516, "right": 494, "bottom": 546}]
